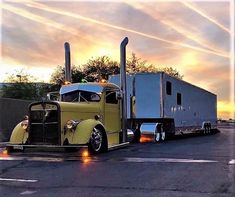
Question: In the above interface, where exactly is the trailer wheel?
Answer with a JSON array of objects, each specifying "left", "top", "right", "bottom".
[
  {"left": 208, "top": 124, "right": 211, "bottom": 135},
  {"left": 161, "top": 132, "right": 166, "bottom": 141},
  {"left": 155, "top": 132, "right": 161, "bottom": 142},
  {"left": 88, "top": 127, "right": 107, "bottom": 154},
  {"left": 203, "top": 124, "right": 208, "bottom": 135}
]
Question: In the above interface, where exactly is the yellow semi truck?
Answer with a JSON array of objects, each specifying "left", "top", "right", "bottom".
[
  {"left": 6, "top": 37, "right": 217, "bottom": 154},
  {"left": 7, "top": 38, "right": 129, "bottom": 154}
]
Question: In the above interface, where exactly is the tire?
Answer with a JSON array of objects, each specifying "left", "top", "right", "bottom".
[
  {"left": 88, "top": 128, "right": 107, "bottom": 154},
  {"left": 155, "top": 132, "right": 161, "bottom": 142},
  {"left": 133, "top": 129, "right": 141, "bottom": 143},
  {"left": 161, "top": 132, "right": 166, "bottom": 141},
  {"left": 203, "top": 124, "right": 208, "bottom": 135},
  {"left": 208, "top": 124, "right": 212, "bottom": 134}
]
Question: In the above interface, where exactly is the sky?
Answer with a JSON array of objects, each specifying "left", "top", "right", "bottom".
[{"left": 0, "top": 0, "right": 234, "bottom": 119}]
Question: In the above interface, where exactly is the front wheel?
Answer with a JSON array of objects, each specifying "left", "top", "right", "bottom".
[{"left": 88, "top": 128, "right": 107, "bottom": 154}]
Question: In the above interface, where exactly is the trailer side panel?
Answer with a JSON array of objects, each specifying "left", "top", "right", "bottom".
[
  {"left": 135, "top": 74, "right": 161, "bottom": 118},
  {"left": 162, "top": 73, "right": 217, "bottom": 129}
]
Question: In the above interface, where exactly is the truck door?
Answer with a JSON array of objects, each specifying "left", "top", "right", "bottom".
[{"left": 104, "top": 90, "right": 121, "bottom": 134}]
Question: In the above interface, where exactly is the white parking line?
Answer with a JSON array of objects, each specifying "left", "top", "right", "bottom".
[
  {"left": 0, "top": 156, "right": 63, "bottom": 162},
  {"left": 0, "top": 156, "right": 22, "bottom": 161},
  {"left": 20, "top": 190, "right": 37, "bottom": 195},
  {"left": 0, "top": 178, "right": 38, "bottom": 183},
  {"left": 124, "top": 157, "right": 218, "bottom": 163},
  {"left": 229, "top": 159, "right": 235, "bottom": 164}
]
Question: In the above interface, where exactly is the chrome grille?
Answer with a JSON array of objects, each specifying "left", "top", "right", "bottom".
[{"left": 29, "top": 102, "right": 60, "bottom": 145}]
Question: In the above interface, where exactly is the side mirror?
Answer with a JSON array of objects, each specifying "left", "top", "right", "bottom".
[{"left": 116, "top": 91, "right": 123, "bottom": 100}]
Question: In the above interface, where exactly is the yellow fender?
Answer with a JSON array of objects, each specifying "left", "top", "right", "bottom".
[
  {"left": 65, "top": 119, "right": 105, "bottom": 145},
  {"left": 9, "top": 122, "right": 28, "bottom": 144}
]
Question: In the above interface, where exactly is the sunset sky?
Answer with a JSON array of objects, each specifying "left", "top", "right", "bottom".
[{"left": 0, "top": 0, "right": 234, "bottom": 119}]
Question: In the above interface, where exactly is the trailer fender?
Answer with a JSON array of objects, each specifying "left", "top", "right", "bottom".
[
  {"left": 9, "top": 122, "right": 29, "bottom": 144},
  {"left": 64, "top": 119, "right": 106, "bottom": 145}
]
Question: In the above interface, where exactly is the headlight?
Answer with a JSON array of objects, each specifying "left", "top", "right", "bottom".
[
  {"left": 21, "top": 119, "right": 29, "bottom": 130},
  {"left": 65, "top": 120, "right": 79, "bottom": 130}
]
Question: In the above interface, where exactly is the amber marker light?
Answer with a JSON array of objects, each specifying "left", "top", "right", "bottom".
[
  {"left": 82, "top": 150, "right": 89, "bottom": 157},
  {"left": 0, "top": 148, "right": 9, "bottom": 157},
  {"left": 81, "top": 149, "right": 91, "bottom": 164},
  {"left": 100, "top": 79, "right": 107, "bottom": 83},
  {"left": 64, "top": 81, "right": 71, "bottom": 85}
]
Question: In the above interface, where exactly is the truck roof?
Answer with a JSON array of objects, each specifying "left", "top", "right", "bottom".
[{"left": 60, "top": 82, "right": 119, "bottom": 95}]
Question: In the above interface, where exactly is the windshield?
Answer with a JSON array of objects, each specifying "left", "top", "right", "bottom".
[
  {"left": 61, "top": 90, "right": 101, "bottom": 102},
  {"left": 60, "top": 84, "right": 104, "bottom": 95}
]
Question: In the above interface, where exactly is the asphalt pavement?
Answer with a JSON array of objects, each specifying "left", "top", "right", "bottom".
[{"left": 0, "top": 124, "right": 234, "bottom": 197}]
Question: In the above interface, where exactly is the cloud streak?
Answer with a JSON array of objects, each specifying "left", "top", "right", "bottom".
[
  {"left": 1, "top": 1, "right": 233, "bottom": 119},
  {"left": 127, "top": 2, "right": 230, "bottom": 58},
  {"left": 0, "top": 3, "right": 79, "bottom": 35},
  {"left": 181, "top": 1, "right": 232, "bottom": 36},
  {"left": 24, "top": 1, "right": 229, "bottom": 59}
]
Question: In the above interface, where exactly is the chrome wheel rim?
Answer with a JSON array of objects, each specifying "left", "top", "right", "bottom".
[
  {"left": 155, "top": 132, "right": 160, "bottom": 142},
  {"left": 90, "top": 128, "right": 102, "bottom": 152},
  {"left": 161, "top": 132, "right": 166, "bottom": 141}
]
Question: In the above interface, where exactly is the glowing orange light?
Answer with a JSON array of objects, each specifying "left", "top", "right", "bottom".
[
  {"left": 64, "top": 81, "right": 71, "bottom": 85},
  {"left": 100, "top": 79, "right": 107, "bottom": 83},
  {"left": 3, "top": 149, "right": 8, "bottom": 155},
  {"left": 0, "top": 149, "right": 9, "bottom": 157},
  {"left": 82, "top": 158, "right": 91, "bottom": 164},
  {"left": 139, "top": 135, "right": 154, "bottom": 143},
  {"left": 82, "top": 150, "right": 89, "bottom": 157}
]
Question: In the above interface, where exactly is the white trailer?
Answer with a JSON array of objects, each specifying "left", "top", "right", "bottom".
[{"left": 109, "top": 72, "right": 217, "bottom": 142}]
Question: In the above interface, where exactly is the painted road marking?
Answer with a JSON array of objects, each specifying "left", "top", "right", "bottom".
[
  {"left": 124, "top": 157, "right": 218, "bottom": 163},
  {"left": 20, "top": 190, "right": 37, "bottom": 195},
  {"left": 229, "top": 159, "right": 235, "bottom": 164},
  {"left": 0, "top": 178, "right": 38, "bottom": 183},
  {"left": 0, "top": 156, "right": 63, "bottom": 162},
  {"left": 0, "top": 156, "right": 224, "bottom": 164}
]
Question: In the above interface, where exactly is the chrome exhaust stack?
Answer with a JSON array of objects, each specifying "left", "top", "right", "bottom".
[
  {"left": 64, "top": 42, "right": 71, "bottom": 82},
  {"left": 120, "top": 37, "right": 128, "bottom": 143}
]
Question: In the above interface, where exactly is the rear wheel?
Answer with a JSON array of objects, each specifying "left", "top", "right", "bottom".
[
  {"left": 161, "top": 132, "right": 166, "bottom": 141},
  {"left": 88, "top": 128, "right": 107, "bottom": 154},
  {"left": 208, "top": 124, "right": 211, "bottom": 135},
  {"left": 155, "top": 132, "right": 161, "bottom": 142}
]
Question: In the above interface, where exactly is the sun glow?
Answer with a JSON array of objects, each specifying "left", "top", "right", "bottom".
[
  {"left": 181, "top": 52, "right": 198, "bottom": 66},
  {"left": 218, "top": 101, "right": 235, "bottom": 119},
  {"left": 0, "top": 63, "right": 53, "bottom": 82}
]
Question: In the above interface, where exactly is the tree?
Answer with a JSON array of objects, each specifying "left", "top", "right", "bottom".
[
  {"left": 83, "top": 56, "right": 120, "bottom": 82},
  {"left": 1, "top": 70, "right": 48, "bottom": 100},
  {"left": 50, "top": 53, "right": 183, "bottom": 85},
  {"left": 126, "top": 53, "right": 183, "bottom": 79},
  {"left": 50, "top": 65, "right": 85, "bottom": 85}
]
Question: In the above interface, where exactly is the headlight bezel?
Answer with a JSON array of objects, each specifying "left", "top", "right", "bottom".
[
  {"left": 65, "top": 120, "right": 79, "bottom": 131},
  {"left": 20, "top": 115, "right": 29, "bottom": 130}
]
